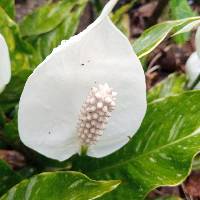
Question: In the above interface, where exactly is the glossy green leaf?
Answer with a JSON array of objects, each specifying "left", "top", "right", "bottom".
[
  {"left": 132, "top": 21, "right": 175, "bottom": 58},
  {"left": 33, "top": 0, "right": 87, "bottom": 60},
  {"left": 72, "top": 91, "right": 200, "bottom": 200},
  {"left": 112, "top": 1, "right": 136, "bottom": 24},
  {"left": 0, "top": 160, "right": 21, "bottom": 196},
  {"left": 0, "top": 171, "right": 120, "bottom": 200},
  {"left": 0, "top": 7, "right": 33, "bottom": 72},
  {"left": 0, "top": 70, "right": 32, "bottom": 148},
  {"left": 133, "top": 17, "right": 200, "bottom": 58},
  {"left": 148, "top": 73, "right": 187, "bottom": 102},
  {"left": 170, "top": 0, "right": 195, "bottom": 21},
  {"left": 172, "top": 19, "right": 200, "bottom": 36},
  {"left": 0, "top": 69, "right": 32, "bottom": 113},
  {"left": 4, "top": 109, "right": 20, "bottom": 144},
  {"left": 111, "top": 1, "right": 136, "bottom": 36},
  {"left": 0, "top": 0, "right": 15, "bottom": 19},
  {"left": 0, "top": 6, "right": 18, "bottom": 53},
  {"left": 19, "top": 0, "right": 88, "bottom": 37},
  {"left": 169, "top": 0, "right": 195, "bottom": 44},
  {"left": 0, "top": 8, "right": 33, "bottom": 117}
]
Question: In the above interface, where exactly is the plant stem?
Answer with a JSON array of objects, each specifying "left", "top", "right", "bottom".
[{"left": 81, "top": 145, "right": 88, "bottom": 156}]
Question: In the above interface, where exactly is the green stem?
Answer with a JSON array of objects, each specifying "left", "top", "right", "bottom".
[
  {"left": 188, "top": 73, "right": 200, "bottom": 90},
  {"left": 81, "top": 145, "right": 88, "bottom": 156}
]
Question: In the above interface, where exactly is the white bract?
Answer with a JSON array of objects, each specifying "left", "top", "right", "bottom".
[
  {"left": 18, "top": 0, "right": 147, "bottom": 161},
  {"left": 0, "top": 33, "right": 11, "bottom": 93},
  {"left": 186, "top": 27, "right": 200, "bottom": 89}
]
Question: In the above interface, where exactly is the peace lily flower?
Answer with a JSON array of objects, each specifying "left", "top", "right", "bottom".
[
  {"left": 186, "top": 27, "right": 200, "bottom": 89},
  {"left": 18, "top": 0, "right": 147, "bottom": 161},
  {"left": 0, "top": 33, "right": 11, "bottom": 93}
]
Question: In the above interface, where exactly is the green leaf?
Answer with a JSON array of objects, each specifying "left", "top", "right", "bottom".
[
  {"left": 172, "top": 19, "right": 200, "bottom": 36},
  {"left": 0, "top": 71, "right": 32, "bottom": 146},
  {"left": 19, "top": 0, "right": 88, "bottom": 37},
  {"left": 0, "top": 69, "right": 32, "bottom": 113},
  {"left": 0, "top": 160, "right": 21, "bottom": 196},
  {"left": 111, "top": 1, "right": 136, "bottom": 37},
  {"left": 147, "top": 73, "right": 187, "bottom": 102},
  {"left": 0, "top": 7, "right": 34, "bottom": 72},
  {"left": 0, "top": 6, "right": 18, "bottom": 53},
  {"left": 91, "top": 0, "right": 103, "bottom": 14},
  {"left": 0, "top": 171, "right": 120, "bottom": 200},
  {"left": 72, "top": 91, "right": 200, "bottom": 200},
  {"left": 112, "top": 1, "right": 136, "bottom": 24},
  {"left": 4, "top": 110, "right": 19, "bottom": 144},
  {"left": 132, "top": 21, "right": 173, "bottom": 58},
  {"left": 169, "top": 0, "right": 195, "bottom": 44},
  {"left": 133, "top": 17, "right": 200, "bottom": 58},
  {"left": 32, "top": 0, "right": 87, "bottom": 60},
  {"left": 170, "top": 0, "right": 195, "bottom": 21},
  {"left": 0, "top": 8, "right": 34, "bottom": 117},
  {"left": 0, "top": 0, "right": 15, "bottom": 19}
]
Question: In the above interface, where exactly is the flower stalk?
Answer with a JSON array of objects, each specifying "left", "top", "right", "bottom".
[{"left": 81, "top": 145, "right": 89, "bottom": 156}]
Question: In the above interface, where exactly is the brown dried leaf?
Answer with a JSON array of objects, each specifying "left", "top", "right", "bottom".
[
  {"left": 185, "top": 171, "right": 200, "bottom": 198},
  {"left": 0, "top": 150, "right": 26, "bottom": 169}
]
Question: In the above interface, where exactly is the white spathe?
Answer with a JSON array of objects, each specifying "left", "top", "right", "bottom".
[
  {"left": 186, "top": 52, "right": 200, "bottom": 89},
  {"left": 0, "top": 34, "right": 11, "bottom": 93},
  {"left": 18, "top": 0, "right": 147, "bottom": 161},
  {"left": 186, "top": 27, "right": 200, "bottom": 89},
  {"left": 196, "top": 27, "right": 200, "bottom": 58}
]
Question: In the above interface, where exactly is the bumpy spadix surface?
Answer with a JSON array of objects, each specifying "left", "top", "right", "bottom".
[
  {"left": 18, "top": 0, "right": 147, "bottom": 161},
  {"left": 0, "top": 34, "right": 11, "bottom": 93},
  {"left": 78, "top": 83, "right": 117, "bottom": 146},
  {"left": 186, "top": 27, "right": 200, "bottom": 89}
]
